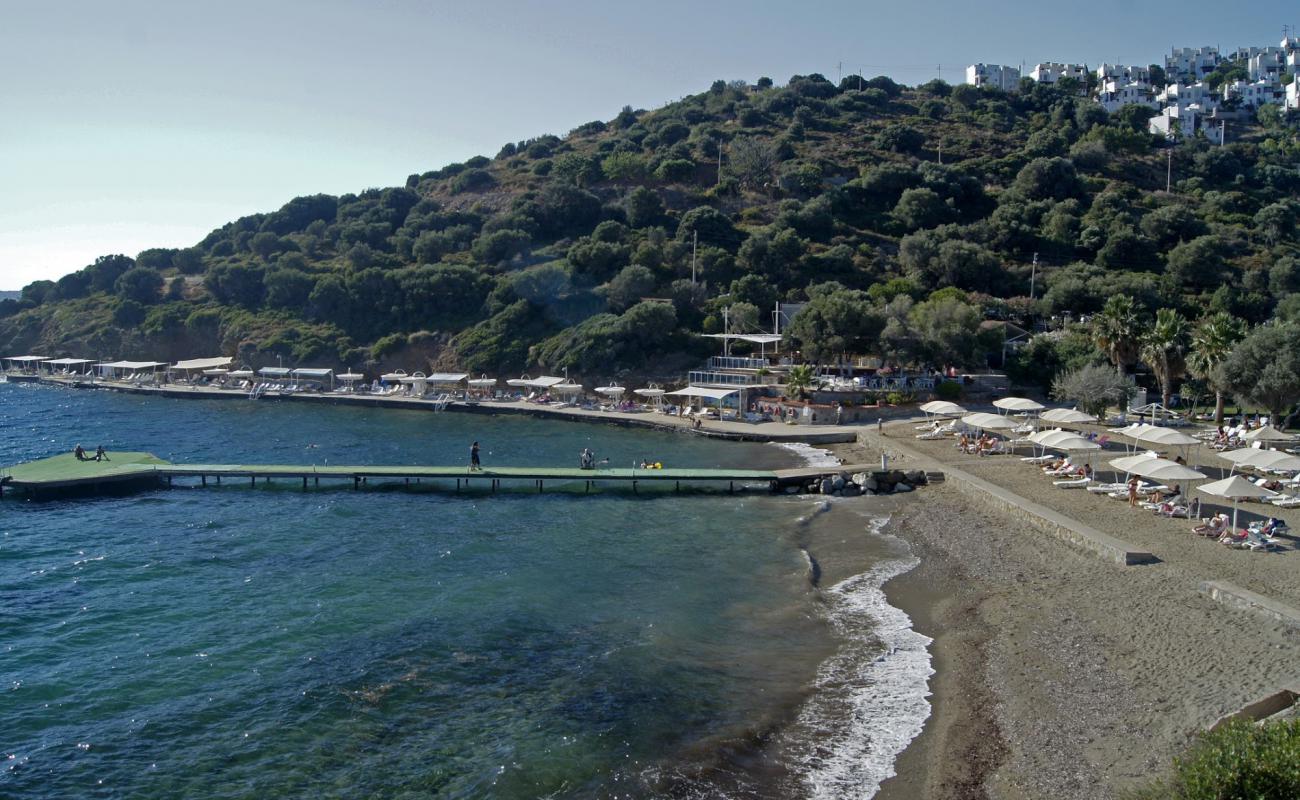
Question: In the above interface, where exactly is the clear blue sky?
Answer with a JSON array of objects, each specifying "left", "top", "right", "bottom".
[{"left": 2, "top": 0, "right": 1294, "bottom": 288}]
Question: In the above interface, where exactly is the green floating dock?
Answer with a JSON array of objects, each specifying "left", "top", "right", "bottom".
[{"left": 0, "top": 452, "right": 801, "bottom": 498}]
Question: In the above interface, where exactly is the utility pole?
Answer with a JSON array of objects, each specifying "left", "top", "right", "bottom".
[
  {"left": 690, "top": 230, "right": 698, "bottom": 285},
  {"left": 1029, "top": 253, "right": 1038, "bottom": 300},
  {"left": 1166, "top": 147, "right": 1173, "bottom": 193}
]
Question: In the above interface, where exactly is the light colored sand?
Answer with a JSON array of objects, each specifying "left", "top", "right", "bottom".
[
  {"left": 837, "top": 432, "right": 1300, "bottom": 800},
  {"left": 891, "top": 422, "right": 1300, "bottom": 607}
]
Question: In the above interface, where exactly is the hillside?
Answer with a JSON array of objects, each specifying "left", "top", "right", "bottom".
[{"left": 4, "top": 73, "right": 1299, "bottom": 387}]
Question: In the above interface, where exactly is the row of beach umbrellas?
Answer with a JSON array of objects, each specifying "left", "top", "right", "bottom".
[{"left": 920, "top": 397, "right": 1299, "bottom": 531}]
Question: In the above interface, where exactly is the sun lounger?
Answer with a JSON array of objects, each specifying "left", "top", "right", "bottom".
[
  {"left": 1053, "top": 477, "right": 1091, "bottom": 488},
  {"left": 1021, "top": 455, "right": 1055, "bottom": 464},
  {"left": 1087, "top": 482, "right": 1129, "bottom": 494},
  {"left": 1193, "top": 515, "right": 1229, "bottom": 537}
]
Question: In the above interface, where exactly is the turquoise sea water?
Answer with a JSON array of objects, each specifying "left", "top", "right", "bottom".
[{"left": 0, "top": 384, "right": 929, "bottom": 799}]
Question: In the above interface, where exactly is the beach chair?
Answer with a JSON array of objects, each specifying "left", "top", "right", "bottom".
[
  {"left": 1021, "top": 454, "right": 1055, "bottom": 464},
  {"left": 1193, "top": 515, "right": 1229, "bottom": 537},
  {"left": 1053, "top": 477, "right": 1091, "bottom": 488}
]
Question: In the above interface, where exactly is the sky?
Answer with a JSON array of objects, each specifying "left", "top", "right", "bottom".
[{"left": 2, "top": 0, "right": 1296, "bottom": 289}]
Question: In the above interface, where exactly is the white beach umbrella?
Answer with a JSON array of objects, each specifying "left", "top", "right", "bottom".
[
  {"left": 596, "top": 385, "right": 626, "bottom": 397},
  {"left": 467, "top": 375, "right": 498, "bottom": 388},
  {"left": 634, "top": 387, "right": 665, "bottom": 397},
  {"left": 1242, "top": 425, "right": 1297, "bottom": 443},
  {"left": 993, "top": 397, "right": 1045, "bottom": 413},
  {"left": 1218, "top": 448, "right": 1300, "bottom": 473},
  {"left": 1197, "top": 475, "right": 1278, "bottom": 531},
  {"left": 506, "top": 375, "right": 532, "bottom": 387},
  {"left": 1039, "top": 408, "right": 1098, "bottom": 425},
  {"left": 337, "top": 372, "right": 365, "bottom": 381},
  {"left": 919, "top": 400, "right": 966, "bottom": 416},
  {"left": 961, "top": 412, "right": 1019, "bottom": 431},
  {"left": 1132, "top": 427, "right": 1200, "bottom": 447},
  {"left": 1108, "top": 454, "right": 1206, "bottom": 482},
  {"left": 1044, "top": 435, "right": 1100, "bottom": 452}
]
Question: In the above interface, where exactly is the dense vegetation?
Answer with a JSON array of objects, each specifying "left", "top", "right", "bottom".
[{"left": 4, "top": 73, "right": 1300, "bottom": 395}]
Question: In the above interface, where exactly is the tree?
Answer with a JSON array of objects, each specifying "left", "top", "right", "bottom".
[
  {"left": 624, "top": 187, "right": 664, "bottom": 228},
  {"left": 1140, "top": 308, "right": 1190, "bottom": 412},
  {"left": 1254, "top": 201, "right": 1297, "bottom": 246},
  {"left": 874, "top": 123, "right": 924, "bottom": 154},
  {"left": 1094, "top": 294, "right": 1142, "bottom": 374},
  {"left": 606, "top": 265, "right": 657, "bottom": 312},
  {"left": 1223, "top": 323, "right": 1300, "bottom": 428},
  {"left": 601, "top": 152, "right": 647, "bottom": 182},
  {"left": 676, "top": 207, "right": 740, "bottom": 251},
  {"left": 1165, "top": 235, "right": 1228, "bottom": 290},
  {"left": 727, "top": 136, "right": 780, "bottom": 190},
  {"left": 892, "top": 188, "right": 951, "bottom": 232},
  {"left": 264, "top": 268, "right": 316, "bottom": 311},
  {"left": 1009, "top": 157, "right": 1082, "bottom": 201},
  {"left": 1051, "top": 363, "right": 1133, "bottom": 418},
  {"left": 785, "top": 364, "right": 816, "bottom": 399},
  {"left": 907, "top": 296, "right": 990, "bottom": 368},
  {"left": 1187, "top": 312, "right": 1246, "bottom": 424},
  {"left": 785, "top": 289, "right": 881, "bottom": 362},
  {"left": 114, "top": 267, "right": 164, "bottom": 304}
]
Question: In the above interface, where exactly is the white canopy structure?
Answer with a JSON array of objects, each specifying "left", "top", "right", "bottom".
[
  {"left": 1242, "top": 425, "right": 1297, "bottom": 443},
  {"left": 338, "top": 372, "right": 365, "bottom": 381},
  {"left": 919, "top": 400, "right": 966, "bottom": 416},
  {"left": 961, "top": 412, "right": 1019, "bottom": 431},
  {"left": 1039, "top": 408, "right": 1098, "bottom": 425},
  {"left": 228, "top": 369, "right": 254, "bottom": 378},
  {"left": 993, "top": 397, "right": 1045, "bottom": 413},
  {"left": 666, "top": 386, "right": 740, "bottom": 400},
  {"left": 506, "top": 375, "right": 566, "bottom": 390},
  {"left": 44, "top": 357, "right": 92, "bottom": 367},
  {"left": 1130, "top": 427, "right": 1200, "bottom": 447},
  {"left": 258, "top": 366, "right": 292, "bottom": 378},
  {"left": 634, "top": 386, "right": 665, "bottom": 408},
  {"left": 97, "top": 360, "right": 166, "bottom": 371},
  {"left": 467, "top": 375, "right": 498, "bottom": 388},
  {"left": 1043, "top": 435, "right": 1100, "bottom": 453},
  {"left": 202, "top": 368, "right": 229, "bottom": 376},
  {"left": 381, "top": 370, "right": 408, "bottom": 382},
  {"left": 172, "top": 356, "right": 233, "bottom": 372},
  {"left": 291, "top": 368, "right": 335, "bottom": 389},
  {"left": 4, "top": 355, "right": 50, "bottom": 364},
  {"left": 1197, "top": 475, "right": 1277, "bottom": 531},
  {"left": 553, "top": 382, "right": 585, "bottom": 404}
]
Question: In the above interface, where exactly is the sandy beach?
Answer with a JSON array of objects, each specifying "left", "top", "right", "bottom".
[{"left": 836, "top": 427, "right": 1300, "bottom": 800}]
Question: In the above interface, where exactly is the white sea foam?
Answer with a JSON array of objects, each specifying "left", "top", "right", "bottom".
[
  {"left": 771, "top": 441, "right": 841, "bottom": 468},
  {"left": 783, "top": 519, "right": 934, "bottom": 800}
]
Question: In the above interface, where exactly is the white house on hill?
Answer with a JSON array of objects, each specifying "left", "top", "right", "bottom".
[
  {"left": 1030, "top": 62, "right": 1089, "bottom": 84},
  {"left": 1098, "top": 81, "right": 1158, "bottom": 113},
  {"left": 966, "top": 63, "right": 1021, "bottom": 91},
  {"left": 1165, "top": 46, "right": 1220, "bottom": 82}
]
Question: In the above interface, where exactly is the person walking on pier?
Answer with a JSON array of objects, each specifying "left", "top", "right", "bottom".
[{"left": 469, "top": 441, "right": 481, "bottom": 471}]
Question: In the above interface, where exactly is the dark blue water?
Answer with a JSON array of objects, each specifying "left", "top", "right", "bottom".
[{"left": 0, "top": 383, "right": 928, "bottom": 799}]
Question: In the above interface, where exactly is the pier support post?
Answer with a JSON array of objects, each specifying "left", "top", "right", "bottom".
[
  {"left": 729, "top": 481, "right": 734, "bottom": 494},
  {"left": 354, "top": 476, "right": 360, "bottom": 490},
  {"left": 456, "top": 478, "right": 460, "bottom": 492},
  {"left": 633, "top": 480, "right": 637, "bottom": 494},
  {"left": 586, "top": 480, "right": 590, "bottom": 493},
  {"left": 167, "top": 475, "right": 172, "bottom": 488},
  {"left": 201, "top": 475, "right": 206, "bottom": 486},
  {"left": 675, "top": 481, "right": 679, "bottom": 493},
  {"left": 315, "top": 477, "right": 319, "bottom": 487},
  {"left": 216, "top": 475, "right": 220, "bottom": 485},
  {"left": 302, "top": 476, "right": 308, "bottom": 491}
]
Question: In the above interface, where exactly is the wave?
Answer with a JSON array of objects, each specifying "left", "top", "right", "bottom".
[
  {"left": 781, "top": 519, "right": 934, "bottom": 799},
  {"left": 770, "top": 442, "right": 841, "bottom": 468}
]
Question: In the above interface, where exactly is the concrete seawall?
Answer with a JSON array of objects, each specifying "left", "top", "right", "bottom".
[{"left": 862, "top": 431, "right": 1157, "bottom": 567}]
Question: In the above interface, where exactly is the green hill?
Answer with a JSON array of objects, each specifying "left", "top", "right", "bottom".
[{"left": 4, "top": 73, "right": 1299, "bottom": 387}]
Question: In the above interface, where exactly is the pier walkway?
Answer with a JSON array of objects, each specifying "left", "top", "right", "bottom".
[{"left": 1, "top": 452, "right": 870, "bottom": 498}]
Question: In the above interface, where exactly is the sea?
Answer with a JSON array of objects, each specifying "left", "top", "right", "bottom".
[{"left": 0, "top": 382, "right": 932, "bottom": 799}]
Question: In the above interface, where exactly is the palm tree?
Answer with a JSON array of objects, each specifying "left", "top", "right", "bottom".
[
  {"left": 1187, "top": 312, "right": 1246, "bottom": 425},
  {"left": 1094, "top": 294, "right": 1142, "bottom": 376},
  {"left": 785, "top": 364, "right": 816, "bottom": 400},
  {"left": 1140, "top": 308, "right": 1191, "bottom": 415}
]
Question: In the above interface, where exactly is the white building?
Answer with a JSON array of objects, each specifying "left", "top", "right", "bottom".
[
  {"left": 1165, "top": 46, "right": 1220, "bottom": 82},
  {"left": 1098, "top": 81, "right": 1158, "bottom": 113},
  {"left": 1247, "top": 48, "right": 1285, "bottom": 81},
  {"left": 1149, "top": 104, "right": 1222, "bottom": 144},
  {"left": 965, "top": 63, "right": 1021, "bottom": 91},
  {"left": 1096, "top": 63, "right": 1150, "bottom": 84},
  {"left": 1030, "top": 62, "right": 1089, "bottom": 84},
  {"left": 1223, "top": 78, "right": 1285, "bottom": 108},
  {"left": 1287, "top": 80, "right": 1300, "bottom": 111},
  {"left": 1160, "top": 82, "right": 1220, "bottom": 113}
]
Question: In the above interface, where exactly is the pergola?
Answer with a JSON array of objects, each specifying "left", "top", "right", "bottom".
[
  {"left": 169, "top": 356, "right": 234, "bottom": 382},
  {"left": 96, "top": 361, "right": 167, "bottom": 380},
  {"left": 666, "top": 385, "right": 739, "bottom": 416}
]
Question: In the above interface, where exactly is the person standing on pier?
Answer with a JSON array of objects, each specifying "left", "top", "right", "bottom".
[{"left": 470, "top": 441, "right": 481, "bottom": 471}]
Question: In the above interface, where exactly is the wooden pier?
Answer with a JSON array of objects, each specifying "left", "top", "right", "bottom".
[{"left": 0, "top": 452, "right": 868, "bottom": 499}]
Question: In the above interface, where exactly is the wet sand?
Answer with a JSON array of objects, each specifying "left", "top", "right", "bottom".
[{"left": 834, "top": 434, "right": 1299, "bottom": 800}]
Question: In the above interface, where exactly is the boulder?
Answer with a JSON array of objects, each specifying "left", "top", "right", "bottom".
[
  {"left": 893, "top": 482, "right": 914, "bottom": 493},
  {"left": 905, "top": 469, "right": 928, "bottom": 486},
  {"left": 862, "top": 477, "right": 878, "bottom": 492},
  {"left": 784, "top": 485, "right": 801, "bottom": 495},
  {"left": 831, "top": 475, "right": 846, "bottom": 490},
  {"left": 842, "top": 485, "right": 861, "bottom": 497},
  {"left": 820, "top": 477, "right": 835, "bottom": 494},
  {"left": 852, "top": 472, "right": 870, "bottom": 486}
]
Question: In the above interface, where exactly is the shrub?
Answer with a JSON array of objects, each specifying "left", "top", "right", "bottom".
[
  {"left": 935, "top": 380, "right": 962, "bottom": 400},
  {"left": 1127, "top": 718, "right": 1300, "bottom": 800}
]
